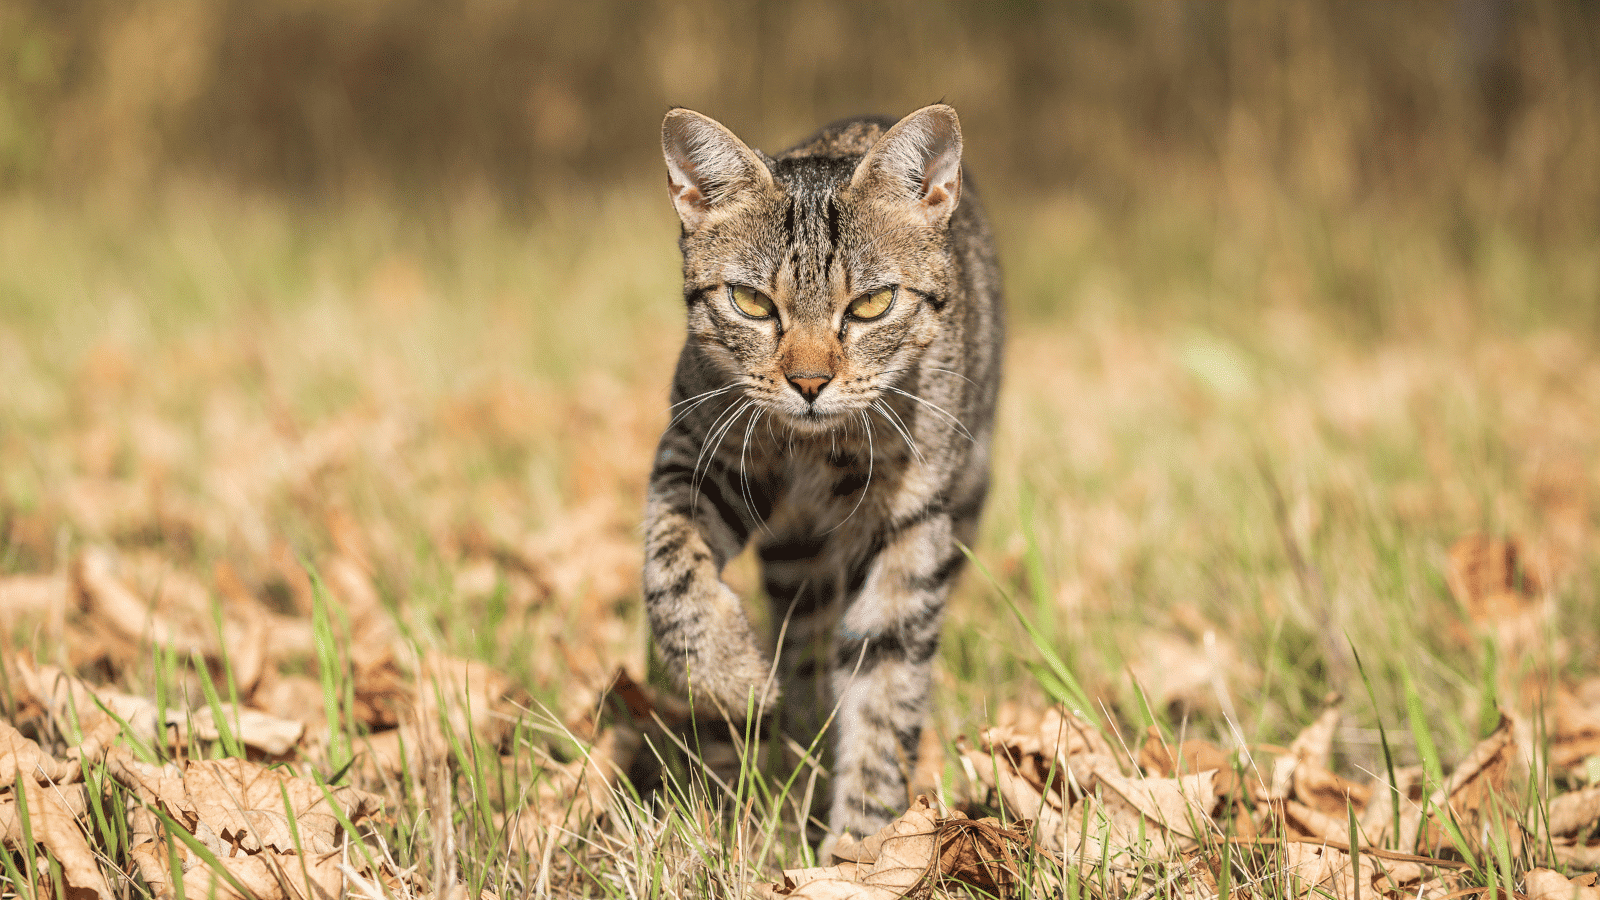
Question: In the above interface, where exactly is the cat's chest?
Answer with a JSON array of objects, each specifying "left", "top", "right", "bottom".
[{"left": 752, "top": 430, "right": 919, "bottom": 534}]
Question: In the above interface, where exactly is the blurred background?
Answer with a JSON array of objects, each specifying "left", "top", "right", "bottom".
[{"left": 2, "top": 1, "right": 1594, "bottom": 231}]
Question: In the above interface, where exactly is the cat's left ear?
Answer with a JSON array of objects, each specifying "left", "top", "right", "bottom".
[
  {"left": 850, "top": 104, "right": 963, "bottom": 227},
  {"left": 662, "top": 109, "right": 774, "bottom": 232}
]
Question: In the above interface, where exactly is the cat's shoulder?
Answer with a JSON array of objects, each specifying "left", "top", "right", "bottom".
[{"left": 777, "top": 115, "right": 899, "bottom": 161}]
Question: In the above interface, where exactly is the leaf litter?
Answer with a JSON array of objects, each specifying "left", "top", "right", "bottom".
[
  {"left": 2, "top": 302, "right": 1600, "bottom": 896},
  {"left": 2, "top": 527, "right": 1599, "bottom": 897}
]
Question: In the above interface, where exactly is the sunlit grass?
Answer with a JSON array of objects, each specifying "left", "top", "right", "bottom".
[{"left": 1, "top": 181, "right": 1597, "bottom": 893}]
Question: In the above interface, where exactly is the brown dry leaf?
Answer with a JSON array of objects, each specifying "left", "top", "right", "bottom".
[
  {"left": 351, "top": 726, "right": 416, "bottom": 783},
  {"left": 1445, "top": 534, "right": 1553, "bottom": 654},
  {"left": 76, "top": 547, "right": 216, "bottom": 658},
  {"left": 322, "top": 553, "right": 403, "bottom": 665},
  {"left": 1526, "top": 869, "right": 1600, "bottom": 900},
  {"left": 1282, "top": 842, "right": 1381, "bottom": 900},
  {"left": 1289, "top": 703, "right": 1342, "bottom": 772},
  {"left": 0, "top": 717, "right": 79, "bottom": 784},
  {"left": 1397, "top": 714, "right": 1516, "bottom": 854},
  {"left": 929, "top": 813, "right": 1032, "bottom": 897},
  {"left": 252, "top": 673, "right": 333, "bottom": 730},
  {"left": 765, "top": 796, "right": 1033, "bottom": 900},
  {"left": 14, "top": 659, "right": 163, "bottom": 750},
  {"left": 1087, "top": 758, "right": 1217, "bottom": 849},
  {"left": 109, "top": 751, "right": 383, "bottom": 856},
  {"left": 1126, "top": 628, "right": 1254, "bottom": 716},
  {"left": 352, "top": 649, "right": 410, "bottom": 730},
  {"left": 15, "top": 657, "right": 306, "bottom": 759},
  {"left": 506, "top": 727, "right": 634, "bottom": 857},
  {"left": 961, "top": 704, "right": 1112, "bottom": 853},
  {"left": 131, "top": 844, "right": 346, "bottom": 900},
  {"left": 0, "top": 780, "right": 112, "bottom": 898},
  {"left": 183, "top": 704, "right": 306, "bottom": 756},
  {"left": 414, "top": 650, "right": 520, "bottom": 752},
  {"left": 1543, "top": 786, "right": 1600, "bottom": 838},
  {"left": 0, "top": 572, "right": 70, "bottom": 631},
  {"left": 1139, "top": 729, "right": 1236, "bottom": 796},
  {"left": 1536, "top": 785, "right": 1600, "bottom": 871},
  {"left": 1548, "top": 678, "right": 1600, "bottom": 775},
  {"left": 1293, "top": 763, "right": 1370, "bottom": 820}
]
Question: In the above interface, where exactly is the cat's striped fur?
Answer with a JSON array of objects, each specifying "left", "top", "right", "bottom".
[{"left": 644, "top": 104, "right": 1002, "bottom": 843}]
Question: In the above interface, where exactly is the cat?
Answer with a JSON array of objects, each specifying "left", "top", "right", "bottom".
[{"left": 643, "top": 103, "right": 1003, "bottom": 844}]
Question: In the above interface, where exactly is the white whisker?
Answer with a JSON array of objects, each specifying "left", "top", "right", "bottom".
[
  {"left": 739, "top": 407, "right": 771, "bottom": 536},
  {"left": 871, "top": 399, "right": 923, "bottom": 463},
  {"left": 667, "top": 384, "right": 737, "bottom": 429},
  {"left": 884, "top": 385, "right": 976, "bottom": 442},
  {"left": 690, "top": 398, "right": 753, "bottom": 512},
  {"left": 826, "top": 411, "right": 875, "bottom": 534}
]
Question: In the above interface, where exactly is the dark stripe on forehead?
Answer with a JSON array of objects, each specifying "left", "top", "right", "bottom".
[
  {"left": 783, "top": 197, "right": 796, "bottom": 249},
  {"left": 827, "top": 197, "right": 842, "bottom": 250}
]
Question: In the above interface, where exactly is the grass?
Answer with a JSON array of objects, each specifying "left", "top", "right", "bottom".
[{"left": 0, "top": 173, "right": 1597, "bottom": 897}]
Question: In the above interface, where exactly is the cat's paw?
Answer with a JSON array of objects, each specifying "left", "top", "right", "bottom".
[
  {"left": 677, "top": 589, "right": 779, "bottom": 718},
  {"left": 683, "top": 639, "right": 778, "bottom": 719}
]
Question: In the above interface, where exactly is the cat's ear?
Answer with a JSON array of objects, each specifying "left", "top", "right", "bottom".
[
  {"left": 850, "top": 104, "right": 963, "bottom": 227},
  {"left": 662, "top": 109, "right": 774, "bottom": 231}
]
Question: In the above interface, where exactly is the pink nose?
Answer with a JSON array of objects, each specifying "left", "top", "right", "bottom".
[{"left": 787, "top": 375, "right": 831, "bottom": 402}]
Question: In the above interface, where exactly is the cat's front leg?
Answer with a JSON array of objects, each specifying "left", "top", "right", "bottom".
[
  {"left": 826, "top": 512, "right": 963, "bottom": 842},
  {"left": 642, "top": 445, "right": 777, "bottom": 718}
]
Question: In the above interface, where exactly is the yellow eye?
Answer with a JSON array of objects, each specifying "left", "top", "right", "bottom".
[
  {"left": 729, "top": 284, "right": 775, "bottom": 318},
  {"left": 848, "top": 287, "right": 895, "bottom": 320}
]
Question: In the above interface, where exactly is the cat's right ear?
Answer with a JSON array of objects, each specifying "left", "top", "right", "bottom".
[{"left": 662, "top": 109, "right": 773, "bottom": 232}]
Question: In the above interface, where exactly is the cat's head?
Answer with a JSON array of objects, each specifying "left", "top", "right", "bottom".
[{"left": 662, "top": 105, "right": 964, "bottom": 433}]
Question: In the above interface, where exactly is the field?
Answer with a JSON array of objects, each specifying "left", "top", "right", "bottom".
[
  {"left": 3, "top": 3, "right": 1600, "bottom": 898},
  {"left": 2, "top": 173, "right": 1598, "bottom": 897}
]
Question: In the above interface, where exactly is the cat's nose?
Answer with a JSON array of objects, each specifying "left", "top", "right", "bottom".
[{"left": 786, "top": 374, "right": 832, "bottom": 403}]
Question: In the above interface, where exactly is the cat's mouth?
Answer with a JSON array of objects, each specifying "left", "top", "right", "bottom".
[{"left": 771, "top": 398, "right": 863, "bottom": 434}]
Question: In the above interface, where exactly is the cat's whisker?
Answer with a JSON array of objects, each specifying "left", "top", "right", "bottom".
[
  {"left": 690, "top": 398, "right": 752, "bottom": 509},
  {"left": 871, "top": 399, "right": 923, "bottom": 463},
  {"left": 826, "top": 410, "right": 875, "bottom": 534},
  {"left": 667, "top": 383, "right": 735, "bottom": 413},
  {"left": 667, "top": 385, "right": 737, "bottom": 429},
  {"left": 922, "top": 366, "right": 982, "bottom": 389},
  {"left": 884, "top": 385, "right": 976, "bottom": 442},
  {"left": 740, "top": 407, "right": 772, "bottom": 536}
]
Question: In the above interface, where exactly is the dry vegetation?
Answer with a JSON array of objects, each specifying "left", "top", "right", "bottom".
[{"left": 2, "top": 2, "right": 1600, "bottom": 898}]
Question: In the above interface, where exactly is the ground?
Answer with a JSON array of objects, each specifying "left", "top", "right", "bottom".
[{"left": 1, "top": 185, "right": 1598, "bottom": 897}]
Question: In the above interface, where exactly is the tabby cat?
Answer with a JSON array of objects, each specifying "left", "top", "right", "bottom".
[{"left": 644, "top": 104, "right": 1003, "bottom": 843}]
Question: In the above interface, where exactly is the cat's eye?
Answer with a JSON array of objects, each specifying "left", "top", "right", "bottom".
[
  {"left": 728, "top": 284, "right": 776, "bottom": 319},
  {"left": 848, "top": 287, "right": 896, "bottom": 320}
]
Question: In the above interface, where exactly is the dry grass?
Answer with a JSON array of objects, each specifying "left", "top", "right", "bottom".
[{"left": 0, "top": 174, "right": 1597, "bottom": 897}]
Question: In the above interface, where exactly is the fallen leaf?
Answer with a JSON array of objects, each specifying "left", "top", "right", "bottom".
[
  {"left": 1445, "top": 534, "right": 1553, "bottom": 655},
  {"left": 183, "top": 704, "right": 306, "bottom": 756},
  {"left": 0, "top": 780, "right": 112, "bottom": 898},
  {"left": 1539, "top": 786, "right": 1600, "bottom": 838},
  {"left": 1139, "top": 729, "right": 1236, "bottom": 796},
  {"left": 413, "top": 650, "right": 520, "bottom": 753},
  {"left": 0, "top": 717, "right": 79, "bottom": 784},
  {"left": 76, "top": 547, "right": 215, "bottom": 657},
  {"left": 109, "top": 751, "right": 383, "bottom": 856},
  {"left": 765, "top": 796, "right": 1030, "bottom": 900},
  {"left": 1526, "top": 868, "right": 1600, "bottom": 900},
  {"left": 1397, "top": 714, "right": 1516, "bottom": 854},
  {"left": 14, "top": 659, "right": 163, "bottom": 750},
  {"left": 0, "top": 572, "right": 70, "bottom": 631},
  {"left": 1283, "top": 842, "right": 1380, "bottom": 900},
  {"left": 1548, "top": 679, "right": 1600, "bottom": 775}
]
